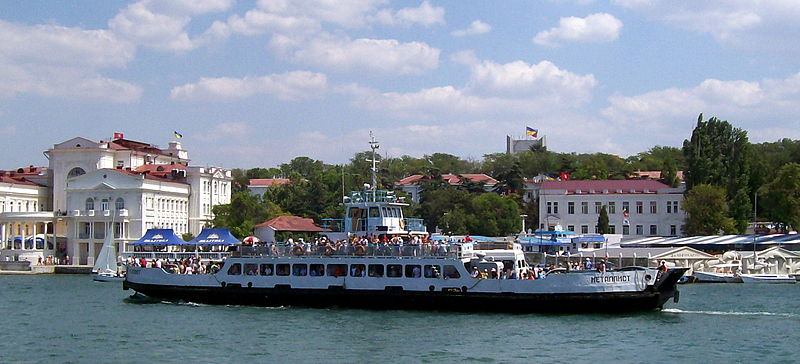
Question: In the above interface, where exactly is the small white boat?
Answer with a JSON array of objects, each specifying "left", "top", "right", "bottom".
[
  {"left": 693, "top": 271, "right": 742, "bottom": 283},
  {"left": 740, "top": 274, "right": 796, "bottom": 284},
  {"left": 92, "top": 217, "right": 123, "bottom": 283}
]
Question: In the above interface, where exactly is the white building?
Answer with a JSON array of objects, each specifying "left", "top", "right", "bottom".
[
  {"left": 1, "top": 135, "right": 231, "bottom": 266},
  {"left": 538, "top": 180, "right": 685, "bottom": 237},
  {"left": 0, "top": 167, "right": 55, "bottom": 262}
]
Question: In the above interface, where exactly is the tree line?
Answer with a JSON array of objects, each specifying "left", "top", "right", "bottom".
[{"left": 212, "top": 114, "right": 800, "bottom": 238}]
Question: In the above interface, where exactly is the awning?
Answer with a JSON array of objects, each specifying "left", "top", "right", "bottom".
[
  {"left": 572, "top": 235, "right": 606, "bottom": 243},
  {"left": 129, "top": 229, "right": 185, "bottom": 246},
  {"left": 518, "top": 237, "right": 571, "bottom": 246},
  {"left": 187, "top": 228, "right": 240, "bottom": 246}
]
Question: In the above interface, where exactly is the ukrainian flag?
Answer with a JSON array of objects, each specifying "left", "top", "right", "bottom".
[
  {"left": 526, "top": 127, "right": 538, "bottom": 138},
  {"left": 174, "top": 131, "right": 183, "bottom": 139}
]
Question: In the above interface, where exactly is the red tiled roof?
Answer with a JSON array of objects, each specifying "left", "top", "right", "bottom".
[
  {"left": 0, "top": 176, "right": 39, "bottom": 186},
  {"left": 396, "top": 173, "right": 498, "bottom": 185},
  {"left": 135, "top": 164, "right": 186, "bottom": 173},
  {"left": 0, "top": 167, "right": 47, "bottom": 186},
  {"left": 249, "top": 178, "right": 291, "bottom": 187},
  {"left": 112, "top": 168, "right": 188, "bottom": 184},
  {"left": 254, "top": 215, "right": 323, "bottom": 231},
  {"left": 541, "top": 179, "right": 672, "bottom": 194}
]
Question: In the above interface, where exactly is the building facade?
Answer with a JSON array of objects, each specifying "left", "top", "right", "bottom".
[
  {"left": 538, "top": 180, "right": 685, "bottom": 237},
  {"left": 1, "top": 135, "right": 231, "bottom": 265}
]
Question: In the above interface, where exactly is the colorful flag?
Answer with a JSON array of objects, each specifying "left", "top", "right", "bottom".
[
  {"left": 526, "top": 127, "right": 538, "bottom": 138},
  {"left": 559, "top": 172, "right": 570, "bottom": 180},
  {"left": 173, "top": 131, "right": 183, "bottom": 139},
  {"left": 113, "top": 132, "right": 124, "bottom": 140}
]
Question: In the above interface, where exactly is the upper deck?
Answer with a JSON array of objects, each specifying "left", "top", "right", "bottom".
[{"left": 234, "top": 242, "right": 473, "bottom": 260}]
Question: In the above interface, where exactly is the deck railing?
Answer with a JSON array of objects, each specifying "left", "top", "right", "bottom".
[{"left": 124, "top": 252, "right": 230, "bottom": 261}]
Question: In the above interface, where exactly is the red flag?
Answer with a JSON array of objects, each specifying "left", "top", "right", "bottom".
[
  {"left": 113, "top": 132, "right": 124, "bottom": 140},
  {"left": 560, "top": 172, "right": 570, "bottom": 180}
]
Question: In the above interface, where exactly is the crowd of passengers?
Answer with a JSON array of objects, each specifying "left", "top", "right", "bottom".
[
  {"left": 127, "top": 256, "right": 222, "bottom": 275},
  {"left": 244, "top": 233, "right": 476, "bottom": 257}
]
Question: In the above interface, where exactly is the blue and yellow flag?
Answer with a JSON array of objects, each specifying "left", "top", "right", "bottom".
[
  {"left": 526, "top": 127, "right": 538, "bottom": 138},
  {"left": 174, "top": 131, "right": 183, "bottom": 139}
]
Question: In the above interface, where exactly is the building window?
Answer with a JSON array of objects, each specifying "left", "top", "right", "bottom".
[
  {"left": 636, "top": 225, "right": 643, "bottom": 235},
  {"left": 115, "top": 198, "right": 125, "bottom": 210},
  {"left": 649, "top": 225, "right": 657, "bottom": 235},
  {"left": 581, "top": 225, "right": 588, "bottom": 234},
  {"left": 635, "top": 201, "right": 643, "bottom": 214},
  {"left": 553, "top": 202, "right": 558, "bottom": 214},
  {"left": 546, "top": 202, "right": 553, "bottom": 214},
  {"left": 622, "top": 225, "right": 630, "bottom": 235},
  {"left": 101, "top": 199, "right": 110, "bottom": 211},
  {"left": 608, "top": 202, "right": 616, "bottom": 214},
  {"left": 622, "top": 201, "right": 629, "bottom": 214},
  {"left": 67, "top": 167, "right": 86, "bottom": 178},
  {"left": 567, "top": 202, "right": 575, "bottom": 214},
  {"left": 581, "top": 202, "right": 588, "bottom": 214},
  {"left": 650, "top": 201, "right": 657, "bottom": 214},
  {"left": 670, "top": 225, "right": 677, "bottom": 236},
  {"left": 594, "top": 202, "right": 602, "bottom": 214},
  {"left": 85, "top": 198, "right": 94, "bottom": 211},
  {"left": 609, "top": 225, "right": 616, "bottom": 234},
  {"left": 567, "top": 225, "right": 575, "bottom": 232}
]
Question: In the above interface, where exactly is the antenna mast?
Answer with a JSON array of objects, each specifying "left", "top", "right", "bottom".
[{"left": 368, "top": 131, "right": 380, "bottom": 191}]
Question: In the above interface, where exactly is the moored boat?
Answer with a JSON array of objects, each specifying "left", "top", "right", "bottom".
[
  {"left": 693, "top": 271, "right": 742, "bottom": 283},
  {"left": 739, "top": 274, "right": 796, "bottom": 284}
]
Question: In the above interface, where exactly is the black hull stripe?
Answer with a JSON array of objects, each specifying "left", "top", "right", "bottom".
[{"left": 124, "top": 282, "right": 674, "bottom": 313}]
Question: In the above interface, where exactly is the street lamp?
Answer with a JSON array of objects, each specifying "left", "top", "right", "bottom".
[{"left": 520, "top": 214, "right": 528, "bottom": 235}]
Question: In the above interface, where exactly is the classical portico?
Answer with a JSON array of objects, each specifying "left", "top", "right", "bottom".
[{"left": 0, "top": 211, "right": 60, "bottom": 263}]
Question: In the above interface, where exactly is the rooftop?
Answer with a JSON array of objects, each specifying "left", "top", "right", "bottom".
[
  {"left": 541, "top": 179, "right": 675, "bottom": 194},
  {"left": 396, "top": 173, "right": 498, "bottom": 186},
  {"left": 255, "top": 215, "right": 323, "bottom": 232},
  {"left": 249, "top": 178, "right": 292, "bottom": 187}
]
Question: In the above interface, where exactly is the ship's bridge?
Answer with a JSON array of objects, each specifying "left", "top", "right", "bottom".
[{"left": 321, "top": 190, "right": 426, "bottom": 238}]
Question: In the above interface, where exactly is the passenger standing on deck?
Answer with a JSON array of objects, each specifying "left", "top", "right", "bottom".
[{"left": 598, "top": 259, "right": 607, "bottom": 273}]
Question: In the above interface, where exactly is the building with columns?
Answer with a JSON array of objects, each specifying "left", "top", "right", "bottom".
[
  {"left": 538, "top": 180, "right": 685, "bottom": 237},
  {"left": 0, "top": 135, "right": 231, "bottom": 266}
]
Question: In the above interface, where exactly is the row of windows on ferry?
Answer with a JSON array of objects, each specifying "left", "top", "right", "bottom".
[
  {"left": 348, "top": 206, "right": 403, "bottom": 218},
  {"left": 227, "top": 262, "right": 462, "bottom": 279},
  {"left": 545, "top": 201, "right": 681, "bottom": 215},
  {"left": 558, "top": 224, "right": 679, "bottom": 236},
  {"left": 0, "top": 200, "right": 43, "bottom": 213}
]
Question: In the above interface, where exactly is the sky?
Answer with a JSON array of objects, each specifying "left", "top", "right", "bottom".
[{"left": 1, "top": 0, "right": 799, "bottom": 170}]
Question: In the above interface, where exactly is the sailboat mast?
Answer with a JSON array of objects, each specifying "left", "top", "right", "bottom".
[{"left": 368, "top": 131, "right": 379, "bottom": 191}]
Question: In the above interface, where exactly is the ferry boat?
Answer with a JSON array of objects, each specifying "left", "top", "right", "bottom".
[{"left": 123, "top": 134, "right": 687, "bottom": 312}]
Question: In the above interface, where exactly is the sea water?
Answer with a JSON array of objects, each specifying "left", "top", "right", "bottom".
[{"left": 0, "top": 275, "right": 798, "bottom": 363}]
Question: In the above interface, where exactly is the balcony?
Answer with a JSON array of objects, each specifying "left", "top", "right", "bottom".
[
  {"left": 118, "top": 209, "right": 129, "bottom": 217},
  {"left": 87, "top": 210, "right": 95, "bottom": 216},
  {"left": 70, "top": 210, "right": 81, "bottom": 216},
  {"left": 103, "top": 210, "right": 111, "bottom": 216}
]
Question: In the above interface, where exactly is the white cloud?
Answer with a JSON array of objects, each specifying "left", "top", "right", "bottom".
[
  {"left": 533, "top": 13, "right": 623, "bottom": 46},
  {"left": 468, "top": 60, "right": 597, "bottom": 104},
  {"left": 451, "top": 20, "right": 492, "bottom": 37},
  {"left": 293, "top": 37, "right": 440, "bottom": 74},
  {"left": 193, "top": 121, "right": 252, "bottom": 142},
  {"left": 602, "top": 73, "right": 800, "bottom": 144},
  {"left": 255, "top": 0, "right": 387, "bottom": 29},
  {"left": 109, "top": 0, "right": 234, "bottom": 51},
  {"left": 170, "top": 71, "right": 327, "bottom": 101},
  {"left": 611, "top": 1, "right": 800, "bottom": 51},
  {"left": 0, "top": 20, "right": 140, "bottom": 102},
  {"left": 339, "top": 58, "right": 596, "bottom": 119},
  {"left": 374, "top": 1, "right": 445, "bottom": 27}
]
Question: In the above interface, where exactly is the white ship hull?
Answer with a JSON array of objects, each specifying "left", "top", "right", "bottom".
[
  {"left": 693, "top": 271, "right": 742, "bottom": 283},
  {"left": 740, "top": 274, "right": 796, "bottom": 284}
]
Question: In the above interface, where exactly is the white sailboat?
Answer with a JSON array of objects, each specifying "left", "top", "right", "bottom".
[{"left": 93, "top": 217, "right": 122, "bottom": 282}]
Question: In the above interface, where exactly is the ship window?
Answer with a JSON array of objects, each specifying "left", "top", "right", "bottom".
[
  {"left": 386, "top": 264, "right": 402, "bottom": 278},
  {"left": 368, "top": 264, "right": 384, "bottom": 277},
  {"left": 424, "top": 265, "right": 440, "bottom": 278},
  {"left": 369, "top": 207, "right": 379, "bottom": 217},
  {"left": 327, "top": 264, "right": 347, "bottom": 277},
  {"left": 244, "top": 264, "right": 258, "bottom": 275},
  {"left": 405, "top": 265, "right": 422, "bottom": 278},
  {"left": 292, "top": 264, "right": 308, "bottom": 276},
  {"left": 350, "top": 264, "right": 366, "bottom": 277},
  {"left": 310, "top": 264, "right": 324, "bottom": 276},
  {"left": 443, "top": 265, "right": 461, "bottom": 279},
  {"left": 226, "top": 263, "right": 241, "bottom": 276},
  {"left": 259, "top": 264, "right": 273, "bottom": 276},
  {"left": 276, "top": 264, "right": 290, "bottom": 276}
]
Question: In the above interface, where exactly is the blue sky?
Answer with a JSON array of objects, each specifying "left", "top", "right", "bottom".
[{"left": 2, "top": 0, "right": 799, "bottom": 169}]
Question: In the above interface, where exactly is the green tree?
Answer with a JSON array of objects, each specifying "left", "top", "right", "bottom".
[
  {"left": 759, "top": 163, "right": 800, "bottom": 232},
  {"left": 683, "top": 114, "right": 751, "bottom": 232},
  {"left": 467, "top": 193, "right": 521, "bottom": 236},
  {"left": 660, "top": 159, "right": 679, "bottom": 187},
  {"left": 597, "top": 205, "right": 610, "bottom": 234},
  {"left": 682, "top": 184, "right": 736, "bottom": 235},
  {"left": 212, "top": 191, "right": 285, "bottom": 239},
  {"left": 280, "top": 156, "right": 324, "bottom": 179}
]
